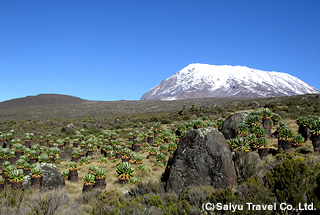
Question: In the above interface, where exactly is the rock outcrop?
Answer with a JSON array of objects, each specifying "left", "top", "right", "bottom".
[
  {"left": 22, "top": 163, "right": 64, "bottom": 192},
  {"left": 163, "top": 127, "right": 237, "bottom": 195},
  {"left": 221, "top": 111, "right": 251, "bottom": 139}
]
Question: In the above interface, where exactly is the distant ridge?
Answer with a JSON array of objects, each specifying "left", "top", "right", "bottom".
[
  {"left": 141, "top": 63, "right": 320, "bottom": 100},
  {"left": 0, "top": 94, "right": 85, "bottom": 109}
]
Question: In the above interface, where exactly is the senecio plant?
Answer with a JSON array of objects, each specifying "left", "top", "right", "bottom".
[
  {"left": 94, "top": 168, "right": 106, "bottom": 179},
  {"left": 31, "top": 166, "right": 43, "bottom": 178},
  {"left": 246, "top": 115, "right": 261, "bottom": 127},
  {"left": 116, "top": 162, "right": 135, "bottom": 182},
  {"left": 83, "top": 173, "right": 95, "bottom": 185},
  {"left": 310, "top": 118, "right": 320, "bottom": 136},
  {"left": 236, "top": 123, "right": 249, "bottom": 137},
  {"left": 278, "top": 128, "right": 294, "bottom": 141},
  {"left": 62, "top": 170, "right": 69, "bottom": 179},
  {"left": 68, "top": 162, "right": 78, "bottom": 170},
  {"left": 292, "top": 135, "right": 304, "bottom": 147},
  {"left": 9, "top": 169, "right": 24, "bottom": 183}
]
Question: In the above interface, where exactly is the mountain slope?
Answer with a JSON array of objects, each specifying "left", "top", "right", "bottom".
[
  {"left": 141, "top": 64, "right": 320, "bottom": 100},
  {"left": 0, "top": 94, "right": 85, "bottom": 109}
]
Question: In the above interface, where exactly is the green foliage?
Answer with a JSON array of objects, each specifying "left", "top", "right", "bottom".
[
  {"left": 278, "top": 127, "right": 294, "bottom": 140},
  {"left": 310, "top": 118, "right": 320, "bottom": 136},
  {"left": 94, "top": 168, "right": 106, "bottom": 179},
  {"left": 12, "top": 143, "right": 24, "bottom": 152},
  {"left": 16, "top": 159, "right": 26, "bottom": 168},
  {"left": 116, "top": 162, "right": 135, "bottom": 181},
  {"left": 159, "top": 144, "right": 168, "bottom": 152},
  {"left": 79, "top": 156, "right": 90, "bottom": 165},
  {"left": 265, "top": 157, "right": 318, "bottom": 208},
  {"left": 38, "top": 153, "right": 50, "bottom": 163},
  {"left": 292, "top": 134, "right": 304, "bottom": 146},
  {"left": 228, "top": 136, "right": 250, "bottom": 152},
  {"left": 250, "top": 126, "right": 265, "bottom": 138},
  {"left": 246, "top": 115, "right": 261, "bottom": 127},
  {"left": 262, "top": 108, "right": 272, "bottom": 119},
  {"left": 99, "top": 157, "right": 108, "bottom": 163},
  {"left": 83, "top": 174, "right": 95, "bottom": 184},
  {"left": 129, "top": 177, "right": 141, "bottom": 185},
  {"left": 236, "top": 123, "right": 249, "bottom": 137},
  {"left": 31, "top": 166, "right": 43, "bottom": 176},
  {"left": 28, "top": 150, "right": 39, "bottom": 159},
  {"left": 216, "top": 118, "right": 224, "bottom": 130},
  {"left": 62, "top": 170, "right": 69, "bottom": 178},
  {"left": 137, "top": 164, "right": 148, "bottom": 172},
  {"left": 256, "top": 137, "right": 268, "bottom": 149},
  {"left": 146, "top": 195, "right": 162, "bottom": 207},
  {"left": 0, "top": 148, "right": 10, "bottom": 159},
  {"left": 247, "top": 134, "right": 257, "bottom": 145},
  {"left": 168, "top": 142, "right": 177, "bottom": 151},
  {"left": 9, "top": 169, "right": 24, "bottom": 182},
  {"left": 68, "top": 162, "right": 77, "bottom": 170},
  {"left": 237, "top": 177, "right": 274, "bottom": 214},
  {"left": 156, "top": 153, "right": 167, "bottom": 162},
  {"left": 271, "top": 113, "right": 282, "bottom": 122},
  {"left": 72, "top": 150, "right": 80, "bottom": 158}
]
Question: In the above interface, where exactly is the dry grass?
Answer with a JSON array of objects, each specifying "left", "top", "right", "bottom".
[{"left": 59, "top": 150, "right": 166, "bottom": 201}]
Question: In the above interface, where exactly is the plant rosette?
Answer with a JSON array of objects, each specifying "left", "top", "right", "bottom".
[
  {"left": 62, "top": 170, "right": 69, "bottom": 180},
  {"left": 68, "top": 162, "right": 78, "bottom": 170},
  {"left": 94, "top": 168, "right": 106, "bottom": 180},
  {"left": 9, "top": 169, "right": 24, "bottom": 183},
  {"left": 31, "top": 166, "right": 43, "bottom": 178},
  {"left": 116, "top": 162, "right": 135, "bottom": 182},
  {"left": 83, "top": 173, "right": 95, "bottom": 185}
]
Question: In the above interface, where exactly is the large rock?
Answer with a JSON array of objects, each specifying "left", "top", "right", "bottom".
[
  {"left": 221, "top": 111, "right": 251, "bottom": 139},
  {"left": 22, "top": 163, "right": 64, "bottom": 192},
  {"left": 61, "top": 123, "right": 75, "bottom": 132},
  {"left": 163, "top": 127, "right": 237, "bottom": 195}
]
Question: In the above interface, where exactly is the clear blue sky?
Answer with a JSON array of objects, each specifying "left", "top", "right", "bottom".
[{"left": 1, "top": 0, "right": 319, "bottom": 102}]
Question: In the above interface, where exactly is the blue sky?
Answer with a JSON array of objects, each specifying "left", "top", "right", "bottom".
[{"left": 1, "top": 0, "right": 319, "bottom": 102}]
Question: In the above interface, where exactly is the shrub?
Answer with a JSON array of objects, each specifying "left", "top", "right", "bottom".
[
  {"left": 91, "top": 190, "right": 125, "bottom": 214},
  {"left": 137, "top": 164, "right": 148, "bottom": 172},
  {"left": 129, "top": 177, "right": 141, "bottom": 185},
  {"left": 265, "top": 157, "right": 317, "bottom": 208},
  {"left": 145, "top": 195, "right": 162, "bottom": 207}
]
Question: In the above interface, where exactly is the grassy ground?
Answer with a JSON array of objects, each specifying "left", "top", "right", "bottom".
[
  {"left": 1, "top": 94, "right": 320, "bottom": 214},
  {"left": 59, "top": 150, "right": 166, "bottom": 201}
]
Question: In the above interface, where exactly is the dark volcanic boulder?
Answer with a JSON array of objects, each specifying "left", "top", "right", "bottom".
[
  {"left": 222, "top": 111, "right": 251, "bottom": 139},
  {"left": 22, "top": 163, "right": 64, "bottom": 192},
  {"left": 163, "top": 127, "right": 237, "bottom": 195}
]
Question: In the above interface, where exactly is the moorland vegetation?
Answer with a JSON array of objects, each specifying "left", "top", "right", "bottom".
[{"left": 0, "top": 94, "right": 320, "bottom": 214}]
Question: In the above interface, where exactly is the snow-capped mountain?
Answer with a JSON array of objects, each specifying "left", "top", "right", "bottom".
[{"left": 141, "top": 63, "right": 320, "bottom": 100}]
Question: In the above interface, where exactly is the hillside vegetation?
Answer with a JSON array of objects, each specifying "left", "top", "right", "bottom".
[{"left": 0, "top": 93, "right": 320, "bottom": 214}]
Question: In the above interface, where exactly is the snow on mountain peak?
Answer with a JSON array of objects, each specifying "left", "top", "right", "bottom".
[{"left": 141, "top": 63, "right": 320, "bottom": 100}]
